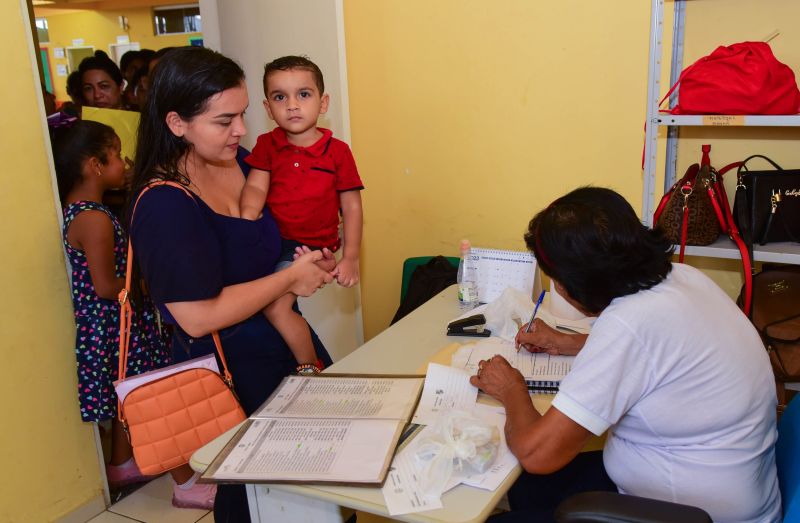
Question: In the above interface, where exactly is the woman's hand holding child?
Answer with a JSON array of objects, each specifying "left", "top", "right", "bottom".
[{"left": 289, "top": 248, "right": 335, "bottom": 296}]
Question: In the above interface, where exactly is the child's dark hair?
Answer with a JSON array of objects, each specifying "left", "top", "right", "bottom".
[
  {"left": 78, "top": 51, "right": 124, "bottom": 87},
  {"left": 262, "top": 55, "right": 324, "bottom": 97},
  {"left": 66, "top": 70, "right": 83, "bottom": 104},
  {"left": 51, "top": 120, "right": 117, "bottom": 204}
]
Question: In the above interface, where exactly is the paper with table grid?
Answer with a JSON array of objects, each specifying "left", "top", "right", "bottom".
[{"left": 464, "top": 247, "right": 537, "bottom": 303}]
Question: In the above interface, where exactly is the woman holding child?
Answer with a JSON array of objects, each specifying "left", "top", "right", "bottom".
[
  {"left": 475, "top": 187, "right": 780, "bottom": 523},
  {"left": 129, "top": 46, "right": 334, "bottom": 519}
]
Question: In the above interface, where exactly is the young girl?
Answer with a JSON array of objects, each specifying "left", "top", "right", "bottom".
[{"left": 52, "top": 121, "right": 170, "bottom": 489}]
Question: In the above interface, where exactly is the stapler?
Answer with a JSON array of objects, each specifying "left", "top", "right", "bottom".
[{"left": 447, "top": 314, "right": 491, "bottom": 337}]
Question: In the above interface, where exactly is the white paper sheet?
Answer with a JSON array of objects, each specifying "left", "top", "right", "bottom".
[
  {"left": 412, "top": 363, "right": 478, "bottom": 425},
  {"left": 113, "top": 354, "right": 219, "bottom": 403},
  {"left": 209, "top": 417, "right": 402, "bottom": 483},
  {"left": 253, "top": 376, "right": 424, "bottom": 420},
  {"left": 382, "top": 440, "right": 444, "bottom": 515}
]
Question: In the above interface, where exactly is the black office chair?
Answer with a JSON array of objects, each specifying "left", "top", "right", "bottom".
[{"left": 554, "top": 394, "right": 800, "bottom": 523}]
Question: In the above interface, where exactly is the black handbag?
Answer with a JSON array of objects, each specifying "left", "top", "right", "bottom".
[{"left": 733, "top": 155, "right": 800, "bottom": 247}]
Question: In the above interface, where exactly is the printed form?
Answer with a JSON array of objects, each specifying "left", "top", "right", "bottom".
[
  {"left": 412, "top": 363, "right": 478, "bottom": 425},
  {"left": 209, "top": 417, "right": 400, "bottom": 482},
  {"left": 254, "top": 375, "right": 422, "bottom": 419}
]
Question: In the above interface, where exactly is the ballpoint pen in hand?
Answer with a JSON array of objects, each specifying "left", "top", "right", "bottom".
[
  {"left": 525, "top": 290, "right": 547, "bottom": 333},
  {"left": 517, "top": 290, "right": 546, "bottom": 352}
]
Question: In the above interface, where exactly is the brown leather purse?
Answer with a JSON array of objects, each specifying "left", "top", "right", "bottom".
[
  {"left": 653, "top": 144, "right": 733, "bottom": 258},
  {"left": 743, "top": 266, "right": 800, "bottom": 407}
]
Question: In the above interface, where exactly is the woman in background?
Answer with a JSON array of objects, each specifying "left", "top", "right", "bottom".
[{"left": 78, "top": 51, "right": 124, "bottom": 110}]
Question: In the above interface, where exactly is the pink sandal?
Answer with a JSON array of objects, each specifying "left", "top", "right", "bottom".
[
  {"left": 106, "top": 459, "right": 150, "bottom": 488},
  {"left": 172, "top": 476, "right": 216, "bottom": 510}
]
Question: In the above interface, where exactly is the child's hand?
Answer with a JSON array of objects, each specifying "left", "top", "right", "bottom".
[
  {"left": 334, "top": 257, "right": 360, "bottom": 287},
  {"left": 294, "top": 246, "right": 337, "bottom": 273}
]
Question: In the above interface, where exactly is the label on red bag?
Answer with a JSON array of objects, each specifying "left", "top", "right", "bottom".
[{"left": 703, "top": 115, "right": 745, "bottom": 126}]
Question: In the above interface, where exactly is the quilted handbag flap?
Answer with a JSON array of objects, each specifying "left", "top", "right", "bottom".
[{"left": 122, "top": 368, "right": 246, "bottom": 475}]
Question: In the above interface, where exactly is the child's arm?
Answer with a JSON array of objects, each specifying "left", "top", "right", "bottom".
[
  {"left": 70, "top": 211, "right": 125, "bottom": 300},
  {"left": 240, "top": 168, "right": 270, "bottom": 220},
  {"left": 334, "top": 191, "right": 363, "bottom": 287}
]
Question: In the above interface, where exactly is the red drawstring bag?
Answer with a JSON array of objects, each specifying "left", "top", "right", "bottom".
[{"left": 661, "top": 42, "right": 800, "bottom": 115}]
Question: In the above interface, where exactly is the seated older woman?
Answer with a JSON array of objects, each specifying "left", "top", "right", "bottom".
[{"left": 475, "top": 187, "right": 780, "bottom": 523}]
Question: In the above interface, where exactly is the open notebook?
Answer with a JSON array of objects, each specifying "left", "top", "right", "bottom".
[
  {"left": 202, "top": 375, "right": 424, "bottom": 486},
  {"left": 451, "top": 337, "right": 574, "bottom": 393}
]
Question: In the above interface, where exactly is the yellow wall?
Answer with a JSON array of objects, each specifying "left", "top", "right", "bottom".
[
  {"left": 345, "top": 0, "right": 800, "bottom": 339},
  {"left": 1, "top": 2, "right": 103, "bottom": 521},
  {"left": 36, "top": 6, "right": 201, "bottom": 101},
  {"left": 345, "top": 1, "right": 652, "bottom": 338}
]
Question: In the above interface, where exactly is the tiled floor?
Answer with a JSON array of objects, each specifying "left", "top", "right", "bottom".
[
  {"left": 86, "top": 475, "right": 396, "bottom": 523},
  {"left": 88, "top": 475, "right": 212, "bottom": 523}
]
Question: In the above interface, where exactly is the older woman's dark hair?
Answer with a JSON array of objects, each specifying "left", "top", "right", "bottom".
[
  {"left": 78, "top": 51, "right": 124, "bottom": 87},
  {"left": 524, "top": 187, "right": 673, "bottom": 314},
  {"left": 51, "top": 120, "right": 117, "bottom": 204},
  {"left": 131, "top": 46, "right": 245, "bottom": 193}
]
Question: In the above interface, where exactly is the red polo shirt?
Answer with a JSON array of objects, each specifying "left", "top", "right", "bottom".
[{"left": 244, "top": 127, "right": 363, "bottom": 250}]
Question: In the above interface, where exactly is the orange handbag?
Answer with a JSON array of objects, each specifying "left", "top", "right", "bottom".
[{"left": 116, "top": 182, "right": 246, "bottom": 475}]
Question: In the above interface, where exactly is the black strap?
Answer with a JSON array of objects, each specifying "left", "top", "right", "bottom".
[{"left": 737, "top": 154, "right": 784, "bottom": 176}]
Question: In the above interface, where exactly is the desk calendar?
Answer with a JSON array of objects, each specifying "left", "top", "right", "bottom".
[{"left": 464, "top": 247, "right": 537, "bottom": 303}]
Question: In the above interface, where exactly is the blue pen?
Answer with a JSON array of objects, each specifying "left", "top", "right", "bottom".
[{"left": 525, "top": 290, "right": 547, "bottom": 333}]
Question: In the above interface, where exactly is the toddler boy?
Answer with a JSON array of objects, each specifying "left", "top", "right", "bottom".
[{"left": 241, "top": 55, "right": 364, "bottom": 373}]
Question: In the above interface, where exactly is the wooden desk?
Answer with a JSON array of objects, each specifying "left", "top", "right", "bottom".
[{"left": 191, "top": 285, "right": 560, "bottom": 522}]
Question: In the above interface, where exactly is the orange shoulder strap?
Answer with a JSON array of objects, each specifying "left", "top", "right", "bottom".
[{"left": 117, "top": 181, "right": 235, "bottom": 422}]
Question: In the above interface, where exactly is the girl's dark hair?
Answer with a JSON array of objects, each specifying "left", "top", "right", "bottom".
[
  {"left": 50, "top": 120, "right": 117, "bottom": 204},
  {"left": 78, "top": 51, "right": 124, "bottom": 87},
  {"left": 130, "top": 46, "right": 245, "bottom": 194},
  {"left": 524, "top": 187, "right": 673, "bottom": 314}
]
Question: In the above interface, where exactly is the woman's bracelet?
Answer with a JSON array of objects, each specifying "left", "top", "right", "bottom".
[{"left": 296, "top": 363, "right": 322, "bottom": 376}]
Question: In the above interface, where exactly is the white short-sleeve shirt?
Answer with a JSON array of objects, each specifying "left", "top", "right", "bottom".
[{"left": 552, "top": 263, "right": 780, "bottom": 523}]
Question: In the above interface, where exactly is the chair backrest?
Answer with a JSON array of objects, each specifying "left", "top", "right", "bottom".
[
  {"left": 777, "top": 394, "right": 800, "bottom": 521},
  {"left": 400, "top": 256, "right": 459, "bottom": 302}
]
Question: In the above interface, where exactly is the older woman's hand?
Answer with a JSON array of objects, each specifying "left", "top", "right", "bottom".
[
  {"left": 515, "top": 319, "right": 586, "bottom": 356},
  {"left": 469, "top": 355, "right": 529, "bottom": 404},
  {"left": 288, "top": 250, "right": 335, "bottom": 296}
]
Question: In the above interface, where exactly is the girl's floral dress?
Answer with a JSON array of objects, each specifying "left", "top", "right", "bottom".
[{"left": 63, "top": 201, "right": 170, "bottom": 422}]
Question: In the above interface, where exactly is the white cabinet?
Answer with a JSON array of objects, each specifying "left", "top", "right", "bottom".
[{"left": 642, "top": 0, "right": 800, "bottom": 264}]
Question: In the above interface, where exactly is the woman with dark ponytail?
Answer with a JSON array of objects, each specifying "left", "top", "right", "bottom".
[{"left": 128, "top": 46, "right": 335, "bottom": 517}]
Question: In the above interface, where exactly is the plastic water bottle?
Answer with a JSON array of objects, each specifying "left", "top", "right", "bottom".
[{"left": 457, "top": 239, "right": 478, "bottom": 309}]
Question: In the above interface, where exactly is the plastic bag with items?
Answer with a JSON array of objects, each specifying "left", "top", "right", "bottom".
[{"left": 412, "top": 411, "right": 500, "bottom": 499}]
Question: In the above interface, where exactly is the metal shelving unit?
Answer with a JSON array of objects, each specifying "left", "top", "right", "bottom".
[{"left": 642, "top": 0, "right": 800, "bottom": 264}]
